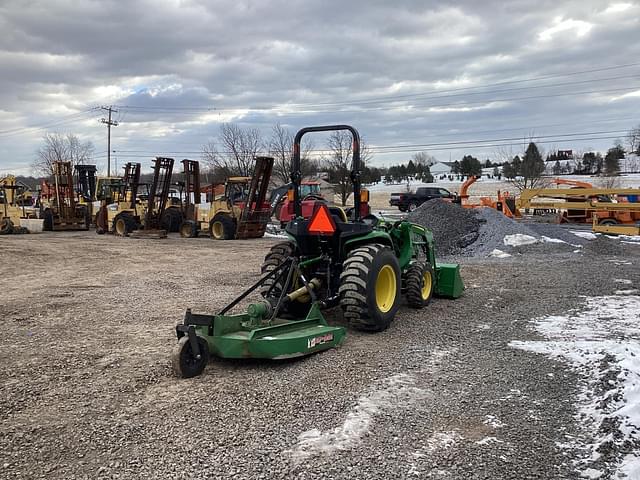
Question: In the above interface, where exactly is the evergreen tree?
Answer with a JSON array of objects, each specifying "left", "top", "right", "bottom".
[
  {"left": 460, "top": 155, "right": 482, "bottom": 176},
  {"left": 553, "top": 160, "right": 562, "bottom": 175}
]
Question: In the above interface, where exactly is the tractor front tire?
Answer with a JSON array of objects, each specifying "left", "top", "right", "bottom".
[
  {"left": 179, "top": 220, "right": 198, "bottom": 238},
  {"left": 405, "top": 261, "right": 435, "bottom": 309},
  {"left": 260, "top": 241, "right": 311, "bottom": 318},
  {"left": 113, "top": 213, "right": 138, "bottom": 237},
  {"left": 339, "top": 244, "right": 401, "bottom": 332},
  {"left": 209, "top": 215, "right": 236, "bottom": 240},
  {"left": 172, "top": 335, "right": 210, "bottom": 378}
]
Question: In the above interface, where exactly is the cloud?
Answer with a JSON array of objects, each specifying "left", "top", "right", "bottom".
[{"left": 0, "top": 0, "right": 639, "bottom": 174}]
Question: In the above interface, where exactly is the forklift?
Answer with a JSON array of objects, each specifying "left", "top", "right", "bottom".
[
  {"left": 179, "top": 156, "right": 274, "bottom": 240},
  {"left": 38, "top": 161, "right": 90, "bottom": 231},
  {"left": 171, "top": 125, "right": 464, "bottom": 378}
]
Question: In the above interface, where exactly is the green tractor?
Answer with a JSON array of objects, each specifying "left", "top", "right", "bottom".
[{"left": 172, "top": 125, "right": 463, "bottom": 378}]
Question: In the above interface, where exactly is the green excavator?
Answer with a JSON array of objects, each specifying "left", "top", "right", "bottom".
[{"left": 172, "top": 125, "right": 464, "bottom": 378}]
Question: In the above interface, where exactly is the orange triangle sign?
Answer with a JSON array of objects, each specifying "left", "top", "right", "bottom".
[{"left": 308, "top": 204, "right": 337, "bottom": 235}]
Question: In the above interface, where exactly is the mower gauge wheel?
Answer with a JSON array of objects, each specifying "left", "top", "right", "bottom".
[{"left": 172, "top": 335, "right": 210, "bottom": 378}]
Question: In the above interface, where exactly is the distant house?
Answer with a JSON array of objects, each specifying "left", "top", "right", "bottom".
[{"left": 430, "top": 162, "right": 452, "bottom": 175}]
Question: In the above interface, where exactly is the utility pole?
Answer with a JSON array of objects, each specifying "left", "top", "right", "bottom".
[{"left": 101, "top": 106, "right": 118, "bottom": 176}]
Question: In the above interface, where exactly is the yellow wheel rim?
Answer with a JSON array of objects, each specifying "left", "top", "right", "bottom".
[
  {"left": 115, "top": 219, "right": 126, "bottom": 235},
  {"left": 212, "top": 221, "right": 223, "bottom": 239},
  {"left": 421, "top": 270, "right": 432, "bottom": 300},
  {"left": 375, "top": 264, "right": 397, "bottom": 313}
]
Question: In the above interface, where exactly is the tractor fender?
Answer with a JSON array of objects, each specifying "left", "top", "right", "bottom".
[{"left": 343, "top": 230, "right": 393, "bottom": 253}]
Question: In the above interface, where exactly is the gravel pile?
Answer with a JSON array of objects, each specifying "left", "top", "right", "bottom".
[
  {"left": 463, "top": 207, "right": 539, "bottom": 257},
  {"left": 409, "top": 201, "right": 596, "bottom": 258},
  {"left": 408, "top": 199, "right": 480, "bottom": 255}
]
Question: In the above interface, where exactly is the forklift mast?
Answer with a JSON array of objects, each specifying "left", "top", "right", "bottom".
[
  {"left": 74, "top": 164, "right": 97, "bottom": 202},
  {"left": 122, "top": 162, "right": 141, "bottom": 209},
  {"left": 181, "top": 159, "right": 201, "bottom": 222},
  {"left": 144, "top": 157, "right": 174, "bottom": 230},
  {"left": 235, "top": 156, "right": 274, "bottom": 239},
  {"left": 52, "top": 161, "right": 77, "bottom": 221}
]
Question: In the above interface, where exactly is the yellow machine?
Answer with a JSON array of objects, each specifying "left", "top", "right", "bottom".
[
  {"left": 180, "top": 157, "right": 274, "bottom": 240},
  {"left": 592, "top": 213, "right": 640, "bottom": 235},
  {"left": 96, "top": 158, "right": 183, "bottom": 236},
  {"left": 517, "top": 183, "right": 640, "bottom": 225},
  {"left": 0, "top": 176, "right": 38, "bottom": 234}
]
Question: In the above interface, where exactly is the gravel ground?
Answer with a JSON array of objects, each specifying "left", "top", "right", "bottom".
[{"left": 1, "top": 232, "right": 639, "bottom": 479}]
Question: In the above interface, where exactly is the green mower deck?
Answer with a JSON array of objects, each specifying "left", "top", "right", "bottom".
[{"left": 173, "top": 302, "right": 345, "bottom": 378}]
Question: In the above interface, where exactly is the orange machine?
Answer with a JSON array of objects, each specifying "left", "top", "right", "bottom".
[
  {"left": 456, "top": 175, "right": 521, "bottom": 218},
  {"left": 517, "top": 178, "right": 640, "bottom": 225}
]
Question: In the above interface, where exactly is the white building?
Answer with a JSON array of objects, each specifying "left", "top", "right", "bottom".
[{"left": 430, "top": 162, "right": 452, "bottom": 175}]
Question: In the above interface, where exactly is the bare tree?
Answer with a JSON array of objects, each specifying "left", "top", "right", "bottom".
[
  {"left": 627, "top": 124, "right": 640, "bottom": 155},
  {"left": 411, "top": 151, "right": 437, "bottom": 166},
  {"left": 268, "top": 123, "right": 316, "bottom": 185},
  {"left": 32, "top": 133, "right": 94, "bottom": 176},
  {"left": 323, "top": 130, "right": 373, "bottom": 206},
  {"left": 202, "top": 123, "right": 263, "bottom": 178}
]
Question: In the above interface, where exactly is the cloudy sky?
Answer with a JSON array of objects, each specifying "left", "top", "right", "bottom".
[{"left": 1, "top": 0, "right": 639, "bottom": 175}]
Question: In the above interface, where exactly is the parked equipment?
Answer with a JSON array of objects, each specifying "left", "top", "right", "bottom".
[
  {"left": 454, "top": 175, "right": 521, "bottom": 218},
  {"left": 172, "top": 125, "right": 464, "bottom": 378},
  {"left": 0, "top": 176, "right": 38, "bottom": 234},
  {"left": 38, "top": 162, "right": 90, "bottom": 231},
  {"left": 517, "top": 181, "right": 640, "bottom": 225},
  {"left": 179, "top": 156, "right": 274, "bottom": 239}
]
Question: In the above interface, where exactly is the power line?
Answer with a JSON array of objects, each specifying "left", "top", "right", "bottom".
[
  {"left": 114, "top": 85, "right": 640, "bottom": 116},
  {"left": 0, "top": 108, "right": 100, "bottom": 137},
  {"left": 107, "top": 130, "right": 630, "bottom": 157}
]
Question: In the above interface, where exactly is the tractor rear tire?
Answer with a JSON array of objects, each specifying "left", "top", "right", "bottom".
[
  {"left": 339, "top": 244, "right": 401, "bottom": 332},
  {"left": 179, "top": 220, "right": 198, "bottom": 238},
  {"left": 161, "top": 208, "right": 183, "bottom": 232},
  {"left": 405, "top": 261, "right": 435, "bottom": 309},
  {"left": 260, "top": 241, "right": 311, "bottom": 318},
  {"left": 113, "top": 213, "right": 138, "bottom": 237},
  {"left": 210, "top": 215, "right": 236, "bottom": 240},
  {"left": 172, "top": 335, "right": 210, "bottom": 378}
]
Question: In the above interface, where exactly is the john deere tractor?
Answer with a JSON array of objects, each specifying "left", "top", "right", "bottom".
[{"left": 172, "top": 125, "right": 463, "bottom": 378}]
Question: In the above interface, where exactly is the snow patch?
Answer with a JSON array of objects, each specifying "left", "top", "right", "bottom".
[
  {"left": 483, "top": 415, "right": 505, "bottom": 428},
  {"left": 290, "top": 373, "right": 432, "bottom": 462},
  {"left": 510, "top": 295, "right": 640, "bottom": 478},
  {"left": 489, "top": 249, "right": 512, "bottom": 258},
  {"left": 541, "top": 236, "right": 566, "bottom": 244},
  {"left": 615, "top": 289, "right": 639, "bottom": 295},
  {"left": 503, "top": 234, "right": 539, "bottom": 247},
  {"left": 264, "top": 232, "right": 289, "bottom": 239},
  {"left": 476, "top": 436, "right": 504, "bottom": 445},
  {"left": 571, "top": 230, "right": 598, "bottom": 240},
  {"left": 614, "top": 279, "right": 632, "bottom": 285}
]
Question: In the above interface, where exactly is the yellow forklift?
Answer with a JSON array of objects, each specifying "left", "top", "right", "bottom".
[
  {"left": 38, "top": 162, "right": 90, "bottom": 231},
  {"left": 95, "top": 157, "right": 183, "bottom": 236},
  {"left": 179, "top": 156, "right": 274, "bottom": 239},
  {"left": 0, "top": 176, "right": 38, "bottom": 234}
]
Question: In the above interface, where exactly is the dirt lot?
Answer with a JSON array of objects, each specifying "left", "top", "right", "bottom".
[{"left": 1, "top": 231, "right": 639, "bottom": 479}]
